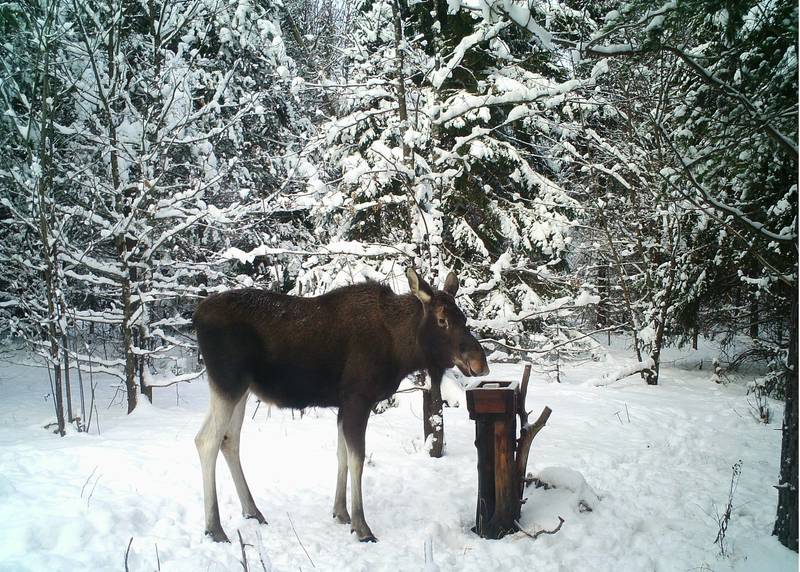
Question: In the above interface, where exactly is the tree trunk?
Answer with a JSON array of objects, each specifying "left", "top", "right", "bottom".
[
  {"left": 596, "top": 264, "right": 609, "bottom": 329},
  {"left": 645, "top": 221, "right": 679, "bottom": 386},
  {"left": 50, "top": 353, "right": 66, "bottom": 436},
  {"left": 749, "top": 294, "right": 759, "bottom": 339},
  {"left": 78, "top": 6, "right": 137, "bottom": 413},
  {"left": 391, "top": 0, "right": 410, "bottom": 163},
  {"left": 140, "top": 329, "right": 153, "bottom": 403},
  {"left": 74, "top": 335, "right": 86, "bottom": 429},
  {"left": 35, "top": 20, "right": 65, "bottom": 437},
  {"left": 63, "top": 337, "right": 73, "bottom": 422},
  {"left": 423, "top": 369, "right": 445, "bottom": 457},
  {"left": 120, "top": 272, "right": 138, "bottom": 414},
  {"left": 773, "top": 290, "right": 798, "bottom": 551}
]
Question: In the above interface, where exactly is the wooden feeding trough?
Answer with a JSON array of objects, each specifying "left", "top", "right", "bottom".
[{"left": 465, "top": 365, "right": 552, "bottom": 539}]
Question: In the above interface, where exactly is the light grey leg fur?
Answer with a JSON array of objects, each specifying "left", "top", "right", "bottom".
[
  {"left": 343, "top": 407, "right": 376, "bottom": 542},
  {"left": 332, "top": 412, "right": 351, "bottom": 524},
  {"left": 220, "top": 392, "right": 266, "bottom": 524},
  {"left": 347, "top": 448, "right": 375, "bottom": 541},
  {"left": 195, "top": 387, "right": 236, "bottom": 542}
]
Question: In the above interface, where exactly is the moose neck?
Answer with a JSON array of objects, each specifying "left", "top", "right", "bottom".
[{"left": 382, "top": 292, "right": 429, "bottom": 377}]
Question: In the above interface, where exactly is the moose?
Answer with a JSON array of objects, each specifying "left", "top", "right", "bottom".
[{"left": 193, "top": 268, "right": 489, "bottom": 542}]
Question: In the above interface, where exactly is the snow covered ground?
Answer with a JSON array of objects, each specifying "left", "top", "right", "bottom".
[{"left": 0, "top": 340, "right": 796, "bottom": 572}]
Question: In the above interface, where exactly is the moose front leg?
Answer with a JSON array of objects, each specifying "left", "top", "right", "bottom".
[
  {"left": 342, "top": 400, "right": 377, "bottom": 542},
  {"left": 332, "top": 409, "right": 351, "bottom": 524}
]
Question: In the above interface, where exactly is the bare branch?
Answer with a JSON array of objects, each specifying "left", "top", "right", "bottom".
[
  {"left": 480, "top": 324, "right": 625, "bottom": 355},
  {"left": 286, "top": 512, "right": 315, "bottom": 569},
  {"left": 124, "top": 537, "right": 133, "bottom": 572},
  {"left": 514, "top": 516, "right": 565, "bottom": 540}
]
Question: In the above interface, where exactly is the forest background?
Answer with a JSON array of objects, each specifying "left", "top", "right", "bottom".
[{"left": 0, "top": 0, "right": 796, "bottom": 551}]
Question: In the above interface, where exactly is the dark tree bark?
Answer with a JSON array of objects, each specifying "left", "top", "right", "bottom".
[
  {"left": 121, "top": 276, "right": 137, "bottom": 414},
  {"left": 773, "top": 290, "right": 798, "bottom": 551},
  {"left": 423, "top": 368, "right": 445, "bottom": 458},
  {"left": 749, "top": 294, "right": 759, "bottom": 339},
  {"left": 391, "top": 0, "right": 410, "bottom": 163},
  {"left": 137, "top": 329, "right": 153, "bottom": 403},
  {"left": 34, "top": 16, "right": 65, "bottom": 436},
  {"left": 63, "top": 337, "right": 73, "bottom": 422}
]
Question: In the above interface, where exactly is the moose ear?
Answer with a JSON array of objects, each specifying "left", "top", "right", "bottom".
[
  {"left": 443, "top": 272, "right": 459, "bottom": 296},
  {"left": 406, "top": 268, "right": 433, "bottom": 304}
]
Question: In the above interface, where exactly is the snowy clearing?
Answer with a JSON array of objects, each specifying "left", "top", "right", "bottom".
[{"left": 0, "top": 341, "right": 796, "bottom": 572}]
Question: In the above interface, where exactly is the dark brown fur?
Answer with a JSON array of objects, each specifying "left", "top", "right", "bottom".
[{"left": 194, "top": 281, "right": 484, "bottom": 409}]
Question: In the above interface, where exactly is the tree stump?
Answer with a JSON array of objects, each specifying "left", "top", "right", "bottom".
[{"left": 465, "top": 365, "right": 551, "bottom": 539}]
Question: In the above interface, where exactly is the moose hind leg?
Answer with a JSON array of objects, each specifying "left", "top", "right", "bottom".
[
  {"left": 220, "top": 392, "right": 266, "bottom": 524},
  {"left": 195, "top": 387, "right": 237, "bottom": 542},
  {"left": 332, "top": 409, "right": 351, "bottom": 524},
  {"left": 342, "top": 401, "right": 376, "bottom": 542}
]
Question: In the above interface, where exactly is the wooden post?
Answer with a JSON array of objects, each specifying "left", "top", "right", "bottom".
[
  {"left": 466, "top": 365, "right": 551, "bottom": 539},
  {"left": 466, "top": 379, "right": 517, "bottom": 538}
]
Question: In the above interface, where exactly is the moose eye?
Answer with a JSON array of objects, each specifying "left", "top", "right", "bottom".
[{"left": 437, "top": 317, "right": 448, "bottom": 328}]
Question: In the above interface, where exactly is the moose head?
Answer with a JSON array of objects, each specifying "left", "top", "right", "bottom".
[{"left": 406, "top": 268, "right": 489, "bottom": 378}]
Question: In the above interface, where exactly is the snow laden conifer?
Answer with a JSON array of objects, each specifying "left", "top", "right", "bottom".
[
  {"left": 294, "top": 0, "right": 420, "bottom": 291},
  {"left": 297, "top": 0, "right": 600, "bottom": 361},
  {"left": 425, "top": 1, "right": 590, "bottom": 357}
]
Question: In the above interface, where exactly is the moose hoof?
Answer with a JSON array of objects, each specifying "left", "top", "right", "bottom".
[
  {"left": 351, "top": 526, "right": 378, "bottom": 542},
  {"left": 332, "top": 510, "right": 351, "bottom": 525},
  {"left": 244, "top": 510, "right": 267, "bottom": 525},
  {"left": 205, "top": 528, "right": 230, "bottom": 543}
]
